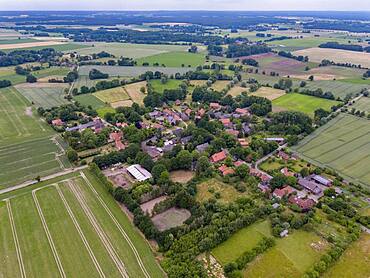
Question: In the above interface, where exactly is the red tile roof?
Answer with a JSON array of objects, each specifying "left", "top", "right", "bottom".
[
  {"left": 281, "top": 167, "right": 295, "bottom": 177},
  {"left": 235, "top": 108, "right": 250, "bottom": 115},
  {"left": 218, "top": 165, "right": 235, "bottom": 176},
  {"left": 289, "top": 196, "right": 315, "bottom": 211},
  {"left": 52, "top": 119, "right": 64, "bottom": 126},
  {"left": 273, "top": 186, "right": 294, "bottom": 198},
  {"left": 210, "top": 150, "right": 227, "bottom": 163}
]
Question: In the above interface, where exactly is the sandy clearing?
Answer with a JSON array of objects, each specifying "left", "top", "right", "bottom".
[
  {"left": 140, "top": 196, "right": 168, "bottom": 216},
  {"left": 227, "top": 86, "right": 249, "bottom": 97},
  {"left": 293, "top": 47, "right": 370, "bottom": 68},
  {"left": 170, "top": 170, "right": 195, "bottom": 183},
  {"left": 251, "top": 87, "right": 286, "bottom": 100},
  {"left": 111, "top": 100, "right": 134, "bottom": 108},
  {"left": 0, "top": 41, "right": 66, "bottom": 50},
  {"left": 124, "top": 81, "right": 147, "bottom": 105}
]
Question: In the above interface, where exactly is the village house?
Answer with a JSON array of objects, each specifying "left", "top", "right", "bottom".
[
  {"left": 210, "top": 150, "right": 227, "bottom": 163},
  {"left": 235, "top": 108, "right": 250, "bottom": 116},
  {"left": 210, "top": 102, "right": 222, "bottom": 110},
  {"left": 52, "top": 118, "right": 64, "bottom": 126},
  {"left": 273, "top": 186, "right": 295, "bottom": 199},
  {"left": 218, "top": 165, "right": 235, "bottom": 176},
  {"left": 233, "top": 160, "right": 246, "bottom": 167},
  {"left": 277, "top": 151, "right": 290, "bottom": 161},
  {"left": 281, "top": 167, "right": 295, "bottom": 177},
  {"left": 109, "top": 131, "right": 125, "bottom": 151},
  {"left": 238, "top": 138, "right": 249, "bottom": 148},
  {"left": 264, "top": 137, "right": 285, "bottom": 145},
  {"left": 225, "top": 129, "right": 239, "bottom": 137},
  {"left": 288, "top": 196, "right": 316, "bottom": 212},
  {"left": 220, "top": 118, "right": 233, "bottom": 128},
  {"left": 298, "top": 178, "right": 322, "bottom": 195}
]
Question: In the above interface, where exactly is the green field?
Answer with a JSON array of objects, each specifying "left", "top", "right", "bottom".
[
  {"left": 72, "top": 42, "right": 190, "bottom": 58},
  {"left": 300, "top": 80, "right": 369, "bottom": 100},
  {"left": 93, "top": 86, "right": 130, "bottom": 103},
  {"left": 74, "top": 94, "right": 106, "bottom": 109},
  {"left": 0, "top": 171, "right": 164, "bottom": 278},
  {"left": 0, "top": 38, "right": 37, "bottom": 45},
  {"left": 212, "top": 220, "right": 271, "bottom": 265},
  {"left": 149, "top": 79, "right": 182, "bottom": 93},
  {"left": 136, "top": 51, "right": 206, "bottom": 67},
  {"left": 0, "top": 137, "right": 70, "bottom": 188},
  {"left": 243, "top": 230, "right": 329, "bottom": 278},
  {"left": 323, "top": 233, "right": 370, "bottom": 278},
  {"left": 267, "top": 37, "right": 352, "bottom": 52},
  {"left": 292, "top": 113, "right": 370, "bottom": 187},
  {"left": 15, "top": 85, "right": 70, "bottom": 108},
  {"left": 0, "top": 87, "right": 67, "bottom": 188},
  {"left": 351, "top": 96, "right": 370, "bottom": 113},
  {"left": 272, "top": 93, "right": 341, "bottom": 117},
  {"left": 340, "top": 78, "right": 370, "bottom": 85}
]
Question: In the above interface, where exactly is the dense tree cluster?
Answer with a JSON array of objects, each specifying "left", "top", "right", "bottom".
[
  {"left": 267, "top": 111, "right": 313, "bottom": 135},
  {"left": 88, "top": 68, "right": 109, "bottom": 80},
  {"left": 0, "top": 80, "right": 11, "bottom": 88},
  {"left": 319, "top": 42, "right": 364, "bottom": 52},
  {"left": 226, "top": 44, "right": 271, "bottom": 58},
  {"left": 0, "top": 48, "right": 60, "bottom": 67},
  {"left": 278, "top": 50, "right": 309, "bottom": 62}
]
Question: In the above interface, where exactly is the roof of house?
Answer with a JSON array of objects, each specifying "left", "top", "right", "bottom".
[
  {"left": 52, "top": 119, "right": 64, "bottom": 126},
  {"left": 234, "top": 160, "right": 246, "bottom": 167},
  {"left": 273, "top": 186, "right": 295, "bottom": 198},
  {"left": 278, "top": 151, "right": 290, "bottom": 160},
  {"left": 281, "top": 167, "right": 294, "bottom": 177},
  {"left": 210, "top": 150, "right": 227, "bottom": 163},
  {"left": 235, "top": 108, "right": 249, "bottom": 115},
  {"left": 126, "top": 164, "right": 152, "bottom": 182},
  {"left": 218, "top": 165, "right": 235, "bottom": 176},
  {"left": 312, "top": 175, "right": 332, "bottom": 186},
  {"left": 225, "top": 129, "right": 239, "bottom": 137},
  {"left": 289, "top": 196, "right": 315, "bottom": 211},
  {"left": 195, "top": 142, "right": 209, "bottom": 153},
  {"left": 220, "top": 118, "right": 231, "bottom": 125},
  {"left": 298, "top": 178, "right": 322, "bottom": 195}
]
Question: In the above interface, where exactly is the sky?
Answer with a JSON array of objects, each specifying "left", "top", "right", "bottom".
[{"left": 0, "top": 0, "right": 370, "bottom": 11}]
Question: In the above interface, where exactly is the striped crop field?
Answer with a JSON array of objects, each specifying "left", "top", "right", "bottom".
[
  {"left": 0, "top": 170, "right": 164, "bottom": 278},
  {"left": 292, "top": 113, "right": 370, "bottom": 187}
]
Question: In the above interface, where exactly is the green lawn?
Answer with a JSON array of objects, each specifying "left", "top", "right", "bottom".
[
  {"left": 93, "top": 86, "right": 130, "bottom": 103},
  {"left": 292, "top": 113, "right": 370, "bottom": 188},
  {"left": 136, "top": 51, "right": 206, "bottom": 67},
  {"left": 272, "top": 93, "right": 341, "bottom": 117},
  {"left": 243, "top": 230, "right": 329, "bottom": 278},
  {"left": 323, "top": 233, "right": 370, "bottom": 278},
  {"left": 212, "top": 220, "right": 272, "bottom": 265},
  {"left": 73, "top": 42, "right": 190, "bottom": 58},
  {"left": 0, "top": 171, "right": 164, "bottom": 278},
  {"left": 74, "top": 94, "right": 107, "bottom": 109},
  {"left": 149, "top": 79, "right": 183, "bottom": 93}
]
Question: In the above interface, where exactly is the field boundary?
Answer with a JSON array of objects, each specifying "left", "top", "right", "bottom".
[
  {"left": 6, "top": 199, "right": 27, "bottom": 278},
  {"left": 55, "top": 184, "right": 106, "bottom": 278},
  {"left": 80, "top": 171, "right": 151, "bottom": 278}
]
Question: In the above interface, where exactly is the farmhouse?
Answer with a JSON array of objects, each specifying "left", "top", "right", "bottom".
[
  {"left": 289, "top": 196, "right": 316, "bottom": 212},
  {"left": 273, "top": 186, "right": 295, "bottom": 199},
  {"left": 126, "top": 164, "right": 152, "bottom": 182},
  {"left": 298, "top": 178, "right": 322, "bottom": 195},
  {"left": 312, "top": 175, "right": 332, "bottom": 186},
  {"left": 238, "top": 138, "right": 249, "bottom": 148},
  {"left": 52, "top": 119, "right": 64, "bottom": 126},
  {"left": 210, "top": 150, "right": 227, "bottom": 163},
  {"left": 218, "top": 165, "right": 235, "bottom": 176}
]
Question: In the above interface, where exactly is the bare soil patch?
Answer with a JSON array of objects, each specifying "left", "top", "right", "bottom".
[
  {"left": 0, "top": 41, "right": 66, "bottom": 50},
  {"left": 169, "top": 170, "right": 195, "bottom": 183},
  {"left": 111, "top": 100, "right": 134, "bottom": 108},
  {"left": 124, "top": 81, "right": 147, "bottom": 105},
  {"left": 140, "top": 196, "right": 168, "bottom": 216},
  {"left": 151, "top": 207, "right": 191, "bottom": 231},
  {"left": 251, "top": 86, "right": 285, "bottom": 100},
  {"left": 293, "top": 47, "right": 370, "bottom": 68}
]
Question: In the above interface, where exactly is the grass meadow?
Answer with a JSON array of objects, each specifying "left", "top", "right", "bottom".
[
  {"left": 136, "top": 51, "right": 206, "bottom": 67},
  {"left": 0, "top": 171, "right": 164, "bottom": 278},
  {"left": 251, "top": 86, "right": 285, "bottom": 100},
  {"left": 351, "top": 96, "right": 370, "bottom": 113},
  {"left": 243, "top": 230, "right": 329, "bottom": 278},
  {"left": 292, "top": 113, "right": 370, "bottom": 187},
  {"left": 73, "top": 42, "right": 189, "bottom": 58},
  {"left": 323, "top": 233, "right": 370, "bottom": 278},
  {"left": 93, "top": 86, "right": 130, "bottom": 103},
  {"left": 0, "top": 87, "right": 67, "bottom": 188},
  {"left": 212, "top": 220, "right": 272, "bottom": 265},
  {"left": 74, "top": 94, "right": 106, "bottom": 109},
  {"left": 15, "top": 85, "right": 70, "bottom": 108},
  {"left": 272, "top": 93, "right": 341, "bottom": 117},
  {"left": 149, "top": 79, "right": 182, "bottom": 93}
]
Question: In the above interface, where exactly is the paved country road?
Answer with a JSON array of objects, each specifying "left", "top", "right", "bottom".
[{"left": 0, "top": 165, "right": 88, "bottom": 195}]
